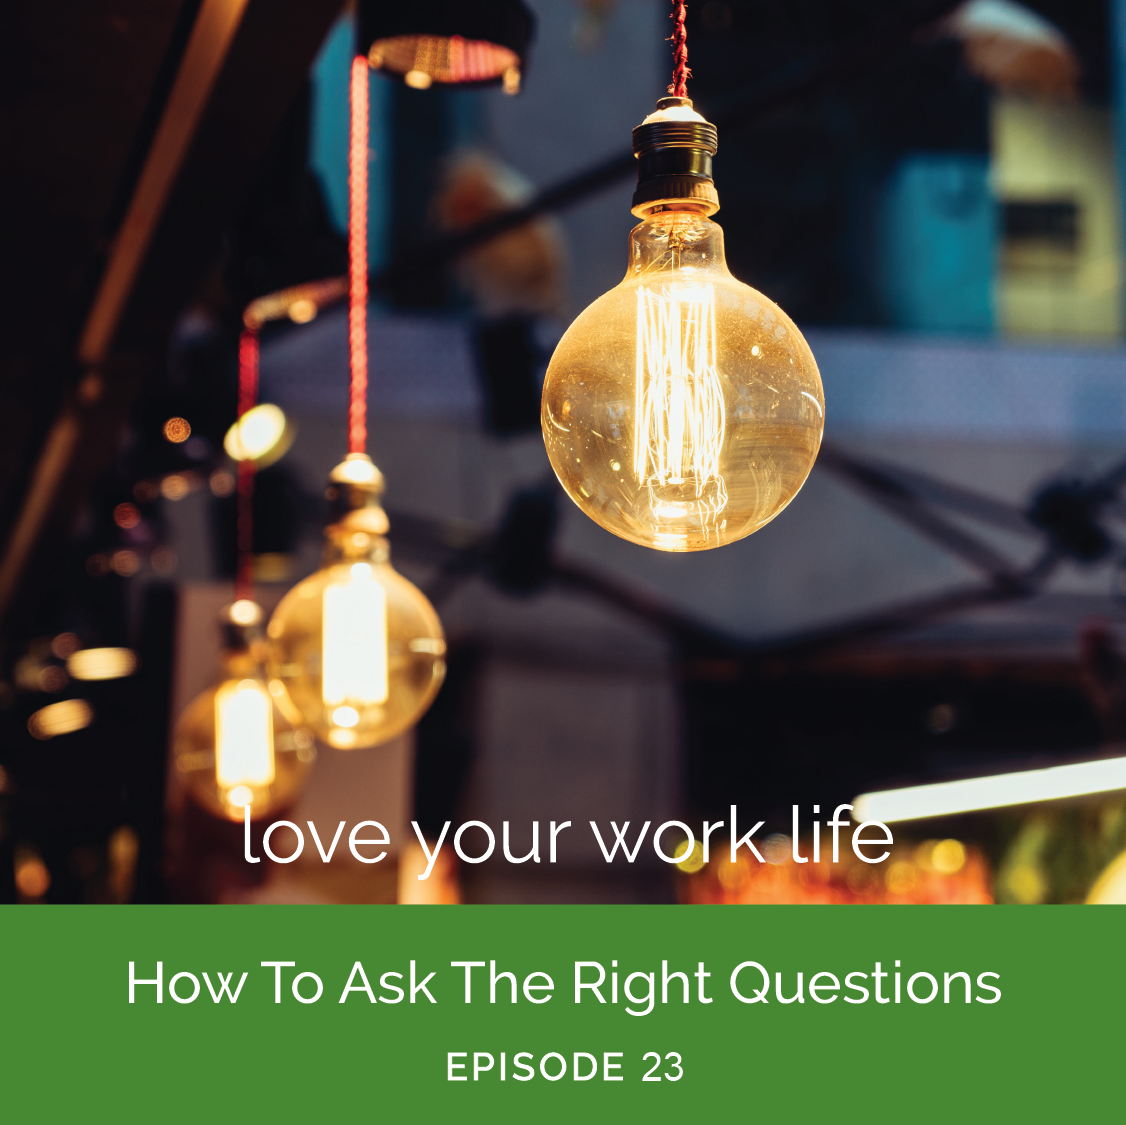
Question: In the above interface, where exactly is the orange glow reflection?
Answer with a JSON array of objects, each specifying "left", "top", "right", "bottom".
[{"left": 683, "top": 836, "right": 992, "bottom": 905}]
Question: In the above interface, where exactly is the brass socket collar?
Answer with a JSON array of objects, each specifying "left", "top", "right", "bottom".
[
  {"left": 218, "top": 599, "right": 265, "bottom": 651},
  {"left": 325, "top": 454, "right": 390, "bottom": 537}
]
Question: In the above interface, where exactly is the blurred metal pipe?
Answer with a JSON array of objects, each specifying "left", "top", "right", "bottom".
[
  {"left": 816, "top": 441, "right": 1035, "bottom": 590},
  {"left": 79, "top": 0, "right": 252, "bottom": 366},
  {"left": 0, "top": 410, "right": 81, "bottom": 625},
  {"left": 818, "top": 440, "right": 1035, "bottom": 537},
  {"left": 0, "top": 0, "right": 252, "bottom": 627}
]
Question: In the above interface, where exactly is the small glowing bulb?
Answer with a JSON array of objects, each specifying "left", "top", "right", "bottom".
[
  {"left": 223, "top": 404, "right": 293, "bottom": 466},
  {"left": 229, "top": 599, "right": 261, "bottom": 626},
  {"left": 163, "top": 417, "right": 191, "bottom": 443},
  {"left": 288, "top": 298, "right": 317, "bottom": 324},
  {"left": 173, "top": 602, "right": 312, "bottom": 822},
  {"left": 215, "top": 679, "right": 275, "bottom": 787},
  {"left": 267, "top": 455, "right": 446, "bottom": 750},
  {"left": 332, "top": 706, "right": 360, "bottom": 728},
  {"left": 114, "top": 503, "right": 141, "bottom": 529},
  {"left": 541, "top": 99, "right": 823, "bottom": 552},
  {"left": 404, "top": 69, "right": 432, "bottom": 89}
]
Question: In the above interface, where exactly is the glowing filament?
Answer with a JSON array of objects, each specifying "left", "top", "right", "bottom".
[
  {"left": 215, "top": 680, "right": 275, "bottom": 787},
  {"left": 634, "top": 283, "right": 727, "bottom": 527},
  {"left": 322, "top": 563, "right": 389, "bottom": 710}
]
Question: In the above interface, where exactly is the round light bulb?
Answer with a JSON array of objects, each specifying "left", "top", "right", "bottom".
[
  {"left": 266, "top": 456, "right": 446, "bottom": 750},
  {"left": 223, "top": 403, "right": 294, "bottom": 467},
  {"left": 172, "top": 604, "right": 313, "bottom": 822},
  {"left": 542, "top": 100, "right": 824, "bottom": 552}
]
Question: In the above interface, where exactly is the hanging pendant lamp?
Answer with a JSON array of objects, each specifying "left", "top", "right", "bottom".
[
  {"left": 172, "top": 332, "right": 313, "bottom": 823},
  {"left": 265, "top": 54, "right": 447, "bottom": 751},
  {"left": 359, "top": 0, "right": 534, "bottom": 93},
  {"left": 540, "top": 0, "right": 824, "bottom": 553}
]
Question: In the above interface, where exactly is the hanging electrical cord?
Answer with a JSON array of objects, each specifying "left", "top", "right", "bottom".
[
  {"left": 668, "top": 0, "right": 690, "bottom": 97},
  {"left": 262, "top": 47, "right": 447, "bottom": 753},
  {"left": 348, "top": 55, "right": 369, "bottom": 456},
  {"left": 235, "top": 328, "right": 259, "bottom": 600}
]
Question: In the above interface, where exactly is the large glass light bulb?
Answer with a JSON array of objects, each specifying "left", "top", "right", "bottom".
[
  {"left": 173, "top": 601, "right": 314, "bottom": 822},
  {"left": 542, "top": 98, "right": 824, "bottom": 552},
  {"left": 267, "top": 454, "right": 446, "bottom": 749}
]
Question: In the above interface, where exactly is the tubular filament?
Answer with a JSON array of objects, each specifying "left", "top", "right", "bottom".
[{"left": 634, "top": 282, "right": 728, "bottom": 532}]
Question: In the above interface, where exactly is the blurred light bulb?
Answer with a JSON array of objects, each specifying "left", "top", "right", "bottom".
[
  {"left": 66, "top": 647, "right": 138, "bottom": 681},
  {"left": 542, "top": 98, "right": 823, "bottom": 551},
  {"left": 113, "top": 503, "right": 141, "bottom": 529},
  {"left": 223, "top": 404, "right": 294, "bottom": 467},
  {"left": 27, "top": 698, "right": 93, "bottom": 740},
  {"left": 288, "top": 298, "right": 318, "bottom": 324},
  {"left": 163, "top": 417, "right": 191, "bottom": 443},
  {"left": 215, "top": 679, "right": 275, "bottom": 787},
  {"left": 14, "top": 847, "right": 51, "bottom": 899},
  {"left": 173, "top": 602, "right": 313, "bottom": 822},
  {"left": 229, "top": 598, "right": 261, "bottom": 626},
  {"left": 267, "top": 455, "right": 446, "bottom": 750},
  {"left": 323, "top": 563, "right": 389, "bottom": 708},
  {"left": 227, "top": 784, "right": 254, "bottom": 809},
  {"left": 51, "top": 632, "right": 80, "bottom": 659}
]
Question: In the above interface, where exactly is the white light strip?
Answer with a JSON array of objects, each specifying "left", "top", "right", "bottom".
[{"left": 853, "top": 755, "right": 1126, "bottom": 823}]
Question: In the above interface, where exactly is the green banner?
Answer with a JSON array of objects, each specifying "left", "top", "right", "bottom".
[{"left": 0, "top": 905, "right": 1118, "bottom": 1119}]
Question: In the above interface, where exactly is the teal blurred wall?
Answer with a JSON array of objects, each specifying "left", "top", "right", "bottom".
[{"left": 882, "top": 152, "right": 996, "bottom": 333}]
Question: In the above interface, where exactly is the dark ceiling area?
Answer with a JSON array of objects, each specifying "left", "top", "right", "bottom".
[
  {"left": 0, "top": 0, "right": 346, "bottom": 902},
  {"left": 0, "top": 0, "right": 345, "bottom": 644}
]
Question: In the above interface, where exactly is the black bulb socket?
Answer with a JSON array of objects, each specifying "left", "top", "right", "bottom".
[{"left": 631, "top": 97, "right": 720, "bottom": 218}]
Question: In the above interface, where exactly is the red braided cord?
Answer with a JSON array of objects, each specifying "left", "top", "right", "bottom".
[
  {"left": 238, "top": 328, "right": 259, "bottom": 418},
  {"left": 235, "top": 328, "right": 259, "bottom": 601},
  {"left": 348, "top": 56, "right": 369, "bottom": 456},
  {"left": 668, "top": 0, "right": 690, "bottom": 97}
]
